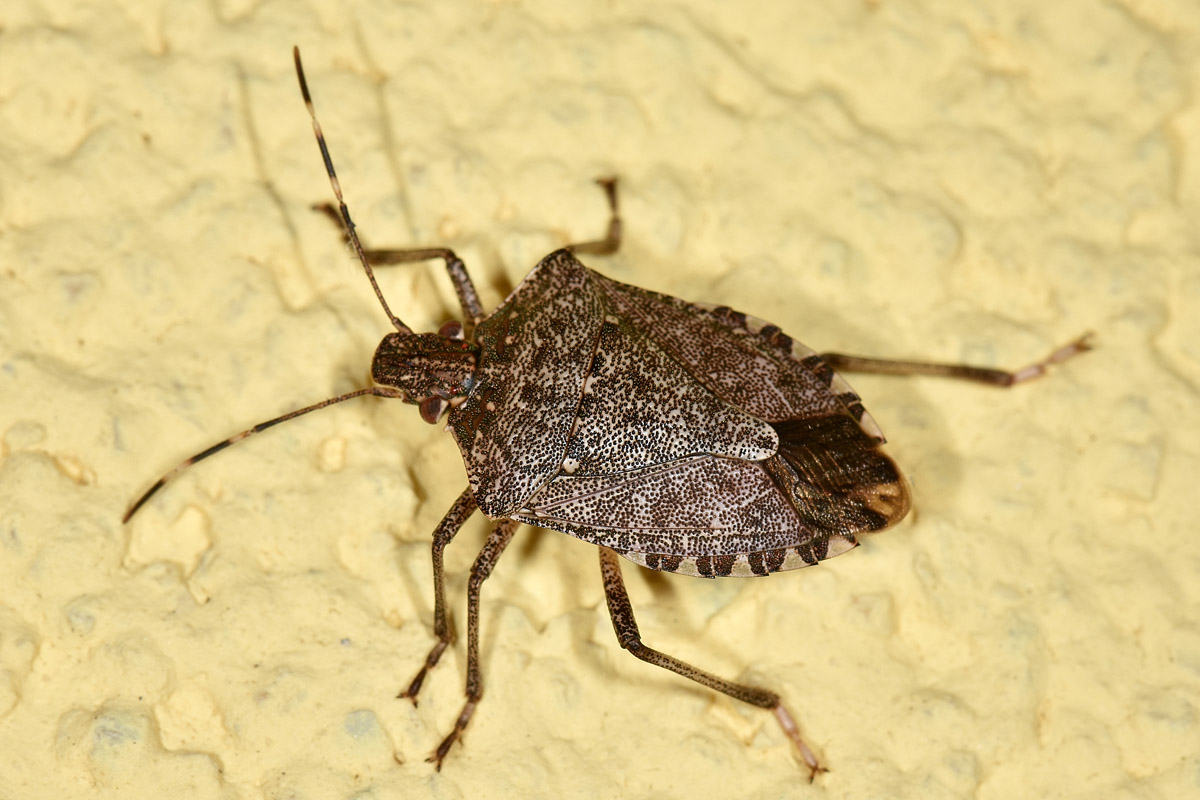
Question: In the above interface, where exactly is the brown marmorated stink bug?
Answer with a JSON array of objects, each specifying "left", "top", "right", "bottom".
[{"left": 124, "top": 48, "right": 1092, "bottom": 778}]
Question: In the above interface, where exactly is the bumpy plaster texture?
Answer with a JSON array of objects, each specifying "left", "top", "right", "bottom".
[{"left": 2, "top": 0, "right": 1198, "bottom": 797}]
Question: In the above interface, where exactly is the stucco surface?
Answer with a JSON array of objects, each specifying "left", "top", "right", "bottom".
[{"left": 2, "top": 1, "right": 1198, "bottom": 798}]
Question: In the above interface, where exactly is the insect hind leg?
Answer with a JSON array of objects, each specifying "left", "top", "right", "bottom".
[
  {"left": 598, "top": 547, "right": 825, "bottom": 780},
  {"left": 820, "top": 331, "right": 1093, "bottom": 387}
]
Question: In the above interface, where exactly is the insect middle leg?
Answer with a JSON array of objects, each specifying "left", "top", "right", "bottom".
[
  {"left": 399, "top": 488, "right": 478, "bottom": 703},
  {"left": 598, "top": 547, "right": 825, "bottom": 780},
  {"left": 820, "top": 332, "right": 1093, "bottom": 387},
  {"left": 429, "top": 518, "right": 519, "bottom": 769}
]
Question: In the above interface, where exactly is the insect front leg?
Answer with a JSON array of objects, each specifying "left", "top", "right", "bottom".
[
  {"left": 367, "top": 175, "right": 621, "bottom": 324},
  {"left": 353, "top": 244, "right": 486, "bottom": 334},
  {"left": 429, "top": 518, "right": 518, "bottom": 770},
  {"left": 820, "top": 332, "right": 1093, "bottom": 387},
  {"left": 315, "top": 176, "right": 621, "bottom": 337},
  {"left": 314, "top": 200, "right": 486, "bottom": 331},
  {"left": 400, "top": 488, "right": 478, "bottom": 704},
  {"left": 598, "top": 547, "right": 825, "bottom": 781}
]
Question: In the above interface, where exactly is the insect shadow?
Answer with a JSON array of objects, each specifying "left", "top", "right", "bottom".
[{"left": 124, "top": 47, "right": 1092, "bottom": 779}]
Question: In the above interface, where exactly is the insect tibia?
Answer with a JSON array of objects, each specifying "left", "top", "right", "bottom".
[{"left": 371, "top": 332, "right": 478, "bottom": 409}]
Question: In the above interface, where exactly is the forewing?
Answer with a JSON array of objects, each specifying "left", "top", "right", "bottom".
[
  {"left": 455, "top": 251, "right": 783, "bottom": 517},
  {"left": 562, "top": 312, "right": 778, "bottom": 477},
  {"left": 514, "top": 414, "right": 908, "bottom": 578},
  {"left": 513, "top": 454, "right": 809, "bottom": 567},
  {"left": 455, "top": 250, "right": 907, "bottom": 560},
  {"left": 592, "top": 273, "right": 885, "bottom": 439},
  {"left": 511, "top": 268, "right": 909, "bottom": 576}
]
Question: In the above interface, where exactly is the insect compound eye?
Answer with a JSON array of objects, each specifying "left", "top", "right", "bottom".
[
  {"left": 419, "top": 396, "right": 449, "bottom": 424},
  {"left": 438, "top": 320, "right": 465, "bottom": 340}
]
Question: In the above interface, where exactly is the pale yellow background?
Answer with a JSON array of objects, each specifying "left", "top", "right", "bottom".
[{"left": 2, "top": 0, "right": 1197, "bottom": 798}]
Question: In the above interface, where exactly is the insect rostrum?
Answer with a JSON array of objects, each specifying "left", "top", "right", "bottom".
[{"left": 124, "top": 48, "right": 1092, "bottom": 779}]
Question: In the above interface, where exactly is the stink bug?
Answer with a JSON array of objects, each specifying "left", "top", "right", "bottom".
[{"left": 123, "top": 48, "right": 1092, "bottom": 777}]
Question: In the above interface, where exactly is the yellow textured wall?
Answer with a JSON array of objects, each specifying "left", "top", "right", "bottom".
[{"left": 2, "top": 1, "right": 1198, "bottom": 797}]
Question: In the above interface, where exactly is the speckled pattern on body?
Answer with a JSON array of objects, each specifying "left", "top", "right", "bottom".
[
  {"left": 439, "top": 250, "right": 910, "bottom": 577},
  {"left": 5, "top": 0, "right": 1197, "bottom": 796}
]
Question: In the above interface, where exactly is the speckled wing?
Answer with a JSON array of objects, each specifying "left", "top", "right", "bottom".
[
  {"left": 592, "top": 272, "right": 885, "bottom": 439},
  {"left": 452, "top": 251, "right": 781, "bottom": 519},
  {"left": 513, "top": 415, "right": 908, "bottom": 578},
  {"left": 559, "top": 311, "right": 779, "bottom": 478},
  {"left": 505, "top": 263, "right": 909, "bottom": 577}
]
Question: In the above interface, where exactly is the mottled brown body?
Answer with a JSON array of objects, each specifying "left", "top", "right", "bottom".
[
  {"left": 123, "top": 49, "right": 1092, "bottom": 778},
  {"left": 363, "top": 245, "right": 907, "bottom": 776},
  {"left": 424, "top": 250, "right": 910, "bottom": 578}
]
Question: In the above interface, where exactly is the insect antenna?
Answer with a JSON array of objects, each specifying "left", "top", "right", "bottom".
[
  {"left": 293, "top": 46, "right": 412, "bottom": 335},
  {"left": 122, "top": 386, "right": 404, "bottom": 523}
]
